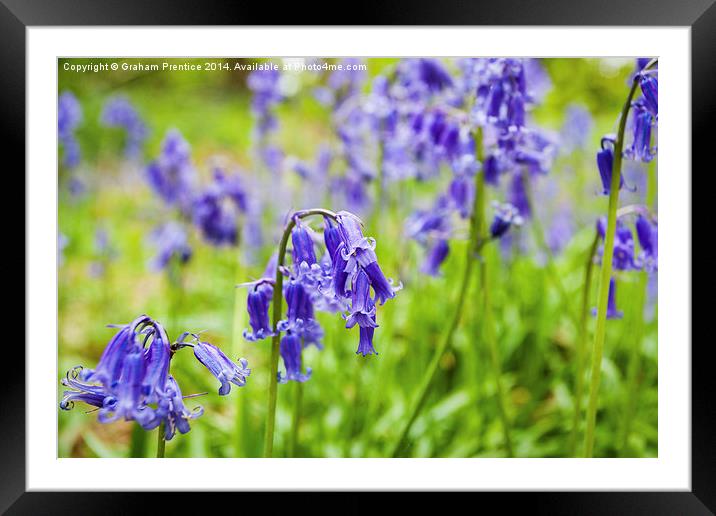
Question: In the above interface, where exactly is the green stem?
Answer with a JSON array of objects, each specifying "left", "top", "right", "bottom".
[
  {"left": 129, "top": 422, "right": 148, "bottom": 458},
  {"left": 618, "top": 271, "right": 648, "bottom": 455},
  {"left": 231, "top": 247, "right": 249, "bottom": 456},
  {"left": 263, "top": 209, "right": 339, "bottom": 458},
  {"left": 583, "top": 70, "right": 644, "bottom": 458},
  {"left": 390, "top": 128, "right": 486, "bottom": 457},
  {"left": 288, "top": 381, "right": 303, "bottom": 457},
  {"left": 156, "top": 422, "right": 166, "bottom": 458},
  {"left": 568, "top": 233, "right": 599, "bottom": 456},
  {"left": 480, "top": 257, "right": 514, "bottom": 457}
]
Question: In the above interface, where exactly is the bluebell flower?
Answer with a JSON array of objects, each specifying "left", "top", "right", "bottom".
[
  {"left": 291, "top": 220, "right": 317, "bottom": 267},
  {"left": 100, "top": 96, "right": 148, "bottom": 158},
  {"left": 58, "top": 92, "right": 82, "bottom": 168},
  {"left": 448, "top": 175, "right": 474, "bottom": 219},
  {"left": 636, "top": 58, "right": 653, "bottom": 71},
  {"left": 60, "top": 315, "right": 249, "bottom": 441},
  {"left": 483, "top": 154, "right": 501, "bottom": 185},
  {"left": 345, "top": 269, "right": 378, "bottom": 329},
  {"left": 278, "top": 277, "right": 324, "bottom": 347},
  {"left": 60, "top": 366, "right": 113, "bottom": 411},
  {"left": 595, "top": 217, "right": 635, "bottom": 271},
  {"left": 592, "top": 277, "right": 623, "bottom": 320},
  {"left": 190, "top": 338, "right": 251, "bottom": 395},
  {"left": 141, "top": 322, "right": 172, "bottom": 398},
  {"left": 639, "top": 73, "right": 658, "bottom": 117},
  {"left": 247, "top": 67, "right": 283, "bottom": 140},
  {"left": 421, "top": 239, "right": 450, "bottom": 277},
  {"left": 613, "top": 224, "right": 636, "bottom": 271},
  {"left": 243, "top": 280, "right": 274, "bottom": 341},
  {"left": 97, "top": 349, "right": 159, "bottom": 429},
  {"left": 278, "top": 332, "right": 312, "bottom": 383},
  {"left": 324, "top": 217, "right": 343, "bottom": 261},
  {"left": 508, "top": 173, "right": 531, "bottom": 219},
  {"left": 490, "top": 201, "right": 524, "bottom": 239},
  {"left": 145, "top": 130, "right": 196, "bottom": 209},
  {"left": 635, "top": 215, "right": 658, "bottom": 272},
  {"left": 192, "top": 167, "right": 248, "bottom": 246},
  {"left": 357, "top": 326, "right": 378, "bottom": 357},
  {"left": 157, "top": 375, "right": 204, "bottom": 441},
  {"left": 471, "top": 58, "right": 529, "bottom": 131},
  {"left": 596, "top": 137, "right": 625, "bottom": 195},
  {"left": 148, "top": 222, "right": 192, "bottom": 271},
  {"left": 418, "top": 58, "right": 454, "bottom": 92},
  {"left": 626, "top": 102, "right": 656, "bottom": 163}
]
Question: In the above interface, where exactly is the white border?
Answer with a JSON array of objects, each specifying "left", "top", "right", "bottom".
[{"left": 27, "top": 27, "right": 691, "bottom": 491}]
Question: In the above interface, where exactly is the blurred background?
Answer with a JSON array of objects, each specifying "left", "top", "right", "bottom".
[{"left": 58, "top": 57, "right": 657, "bottom": 458}]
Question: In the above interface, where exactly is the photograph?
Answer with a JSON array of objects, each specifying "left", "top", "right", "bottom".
[{"left": 56, "top": 56, "right": 658, "bottom": 459}]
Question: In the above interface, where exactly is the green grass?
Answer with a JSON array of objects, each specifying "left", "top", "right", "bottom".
[{"left": 58, "top": 57, "right": 657, "bottom": 458}]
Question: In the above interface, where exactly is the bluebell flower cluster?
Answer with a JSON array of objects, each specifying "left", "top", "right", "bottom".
[
  {"left": 145, "top": 129, "right": 196, "bottom": 210},
  {"left": 192, "top": 168, "right": 248, "bottom": 246},
  {"left": 592, "top": 213, "right": 657, "bottom": 319},
  {"left": 101, "top": 96, "right": 148, "bottom": 159},
  {"left": 60, "top": 315, "right": 250, "bottom": 440},
  {"left": 398, "top": 58, "right": 554, "bottom": 275},
  {"left": 143, "top": 130, "right": 252, "bottom": 268},
  {"left": 321, "top": 59, "right": 377, "bottom": 213},
  {"left": 58, "top": 92, "right": 82, "bottom": 168},
  {"left": 243, "top": 210, "right": 399, "bottom": 382},
  {"left": 591, "top": 59, "right": 658, "bottom": 320}
]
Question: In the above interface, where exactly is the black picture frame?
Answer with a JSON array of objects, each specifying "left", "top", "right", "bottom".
[{"left": 6, "top": 0, "right": 709, "bottom": 513}]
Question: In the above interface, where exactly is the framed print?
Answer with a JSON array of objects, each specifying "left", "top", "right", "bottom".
[{"left": 7, "top": 0, "right": 711, "bottom": 513}]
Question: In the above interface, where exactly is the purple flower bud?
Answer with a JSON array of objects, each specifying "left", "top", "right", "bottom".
[
  {"left": 244, "top": 282, "right": 274, "bottom": 341},
  {"left": 448, "top": 176, "right": 474, "bottom": 219},
  {"left": 98, "top": 350, "right": 158, "bottom": 430},
  {"left": 627, "top": 103, "right": 656, "bottom": 163},
  {"left": 418, "top": 58, "right": 454, "bottom": 92},
  {"left": 613, "top": 224, "right": 636, "bottom": 270},
  {"left": 357, "top": 326, "right": 378, "bottom": 357},
  {"left": 508, "top": 174, "right": 531, "bottom": 219},
  {"left": 157, "top": 375, "right": 203, "bottom": 441},
  {"left": 484, "top": 154, "right": 501, "bottom": 186},
  {"left": 291, "top": 220, "right": 317, "bottom": 266},
  {"left": 285, "top": 279, "right": 314, "bottom": 323},
  {"left": 141, "top": 323, "right": 171, "bottom": 398},
  {"left": 192, "top": 340, "right": 251, "bottom": 396},
  {"left": 490, "top": 202, "right": 524, "bottom": 239},
  {"left": 324, "top": 217, "right": 342, "bottom": 262},
  {"left": 635, "top": 215, "right": 658, "bottom": 272},
  {"left": 592, "top": 277, "right": 623, "bottom": 320},
  {"left": 639, "top": 74, "right": 658, "bottom": 116},
  {"left": 421, "top": 239, "right": 450, "bottom": 276},
  {"left": 278, "top": 332, "right": 311, "bottom": 383},
  {"left": 345, "top": 270, "right": 378, "bottom": 329},
  {"left": 596, "top": 144, "right": 624, "bottom": 195}
]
